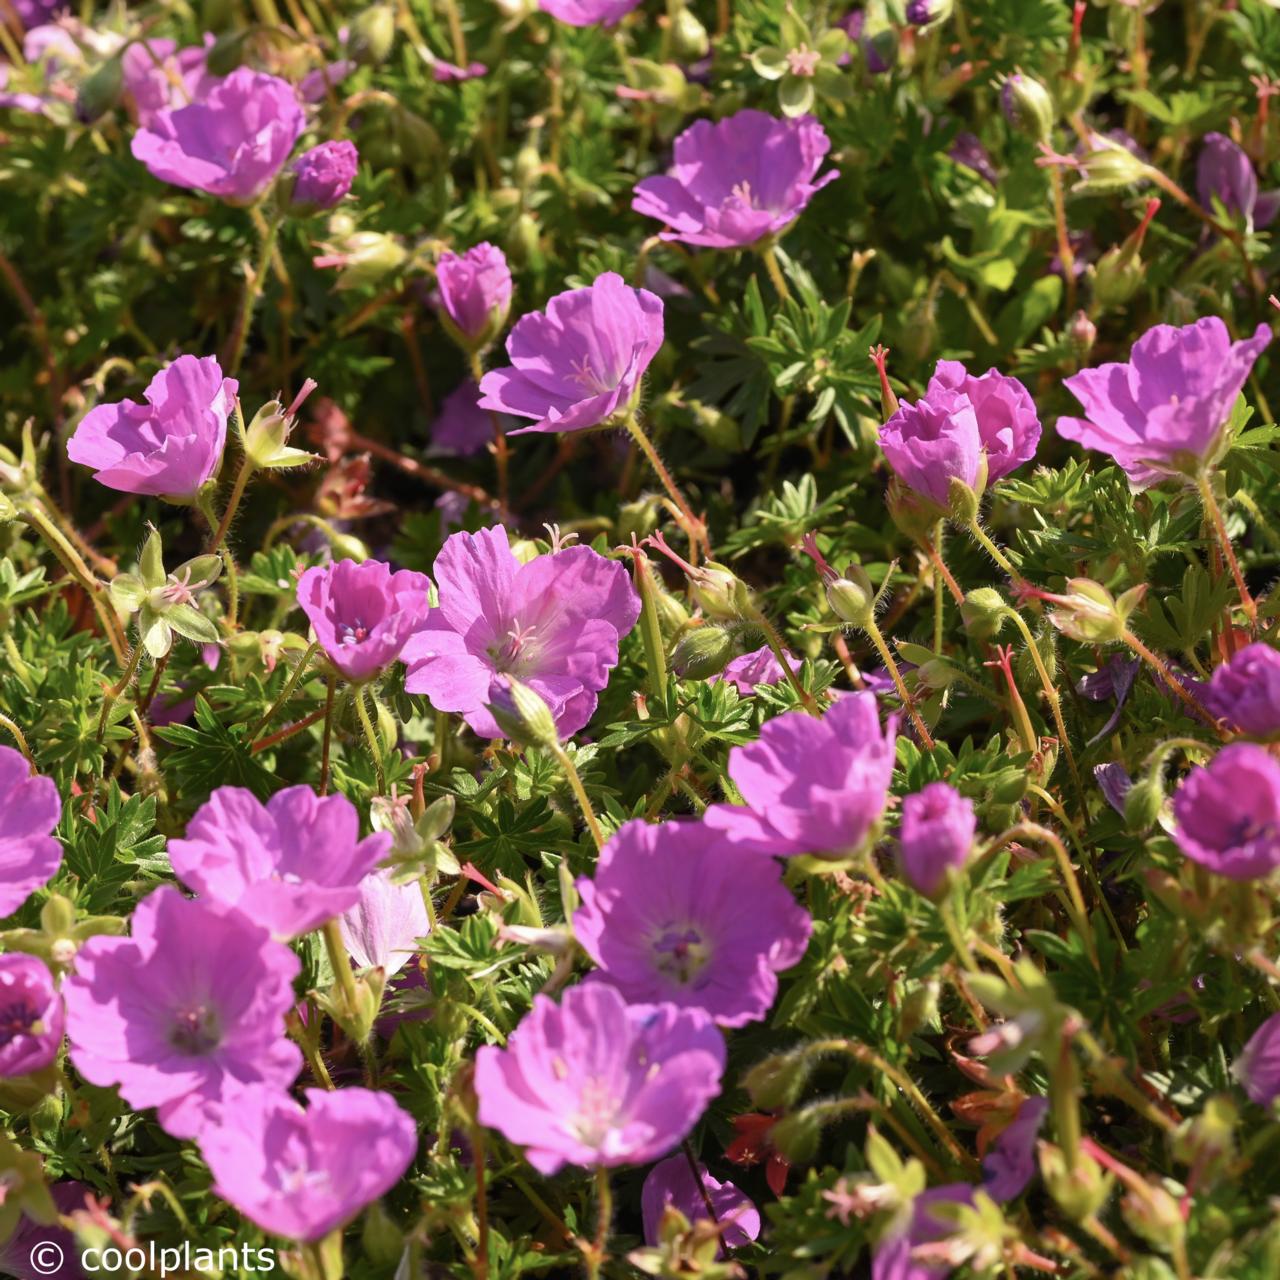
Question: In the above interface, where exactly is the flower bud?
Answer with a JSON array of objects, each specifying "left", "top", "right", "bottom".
[
  {"left": 653, "top": 588, "right": 691, "bottom": 639},
  {"left": 616, "top": 497, "right": 660, "bottom": 544},
  {"left": 824, "top": 565, "right": 875, "bottom": 629},
  {"left": 947, "top": 471, "right": 983, "bottom": 526},
  {"left": 1072, "top": 138, "right": 1150, "bottom": 196},
  {"left": 487, "top": 677, "right": 561, "bottom": 749},
  {"left": 322, "top": 232, "right": 409, "bottom": 291},
  {"left": 1039, "top": 1146, "right": 1112, "bottom": 1222},
  {"left": 1121, "top": 1181, "right": 1185, "bottom": 1253},
  {"left": 506, "top": 212, "right": 542, "bottom": 267},
  {"left": 689, "top": 562, "right": 754, "bottom": 621},
  {"left": 514, "top": 141, "right": 542, "bottom": 190},
  {"left": 743, "top": 1050, "right": 811, "bottom": 1110},
  {"left": 1046, "top": 579, "right": 1145, "bottom": 645},
  {"left": 348, "top": 4, "right": 397, "bottom": 65},
  {"left": 1123, "top": 773, "right": 1165, "bottom": 833},
  {"left": 961, "top": 588, "right": 1007, "bottom": 642},
  {"left": 1091, "top": 244, "right": 1145, "bottom": 310},
  {"left": 670, "top": 8, "right": 710, "bottom": 59},
  {"left": 769, "top": 1109, "right": 822, "bottom": 1164},
  {"left": 1172, "top": 1096, "right": 1236, "bottom": 1189},
  {"left": 361, "top": 1201, "right": 404, "bottom": 1268},
  {"left": 1067, "top": 310, "right": 1097, "bottom": 359},
  {"left": 1000, "top": 72, "right": 1055, "bottom": 143},
  {"left": 671, "top": 625, "right": 735, "bottom": 680},
  {"left": 75, "top": 56, "right": 124, "bottom": 124}
]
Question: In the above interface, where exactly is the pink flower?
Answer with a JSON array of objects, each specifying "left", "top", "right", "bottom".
[
  {"left": 1235, "top": 1012, "right": 1280, "bottom": 1108},
  {"left": 573, "top": 819, "right": 811, "bottom": 1027},
  {"left": 290, "top": 140, "right": 358, "bottom": 211},
  {"left": 66, "top": 355, "right": 236, "bottom": 500},
  {"left": 537, "top": 0, "right": 643, "bottom": 26},
  {"left": 1201, "top": 643, "right": 1280, "bottom": 739},
  {"left": 0, "top": 1182, "right": 91, "bottom": 1280},
  {"left": 339, "top": 868, "right": 430, "bottom": 977},
  {"left": 0, "top": 745, "right": 62, "bottom": 918},
  {"left": 712, "top": 645, "right": 802, "bottom": 695},
  {"left": 477, "top": 273, "right": 663, "bottom": 435},
  {"left": 1172, "top": 743, "right": 1280, "bottom": 881},
  {"left": 297, "top": 558, "right": 432, "bottom": 681},
  {"left": 298, "top": 59, "right": 355, "bottom": 103},
  {"left": 704, "top": 693, "right": 897, "bottom": 859},
  {"left": 926, "top": 361, "right": 1041, "bottom": 484},
  {"left": 981, "top": 1096, "right": 1048, "bottom": 1201},
  {"left": 433, "top": 58, "right": 487, "bottom": 82},
  {"left": 436, "top": 243, "right": 512, "bottom": 350},
  {"left": 168, "top": 785, "right": 392, "bottom": 939},
  {"left": 131, "top": 67, "right": 305, "bottom": 205},
  {"left": 475, "top": 983, "right": 725, "bottom": 1174},
  {"left": 1058, "top": 318, "right": 1272, "bottom": 489},
  {"left": 198, "top": 1086, "right": 417, "bottom": 1242},
  {"left": 632, "top": 110, "right": 838, "bottom": 249},
  {"left": 0, "top": 955, "right": 64, "bottom": 1078},
  {"left": 898, "top": 782, "right": 977, "bottom": 899},
  {"left": 641, "top": 1155, "right": 760, "bottom": 1250},
  {"left": 430, "top": 381, "right": 496, "bottom": 457},
  {"left": 121, "top": 36, "right": 218, "bottom": 127},
  {"left": 63, "top": 887, "right": 301, "bottom": 1140},
  {"left": 401, "top": 526, "right": 639, "bottom": 739}
]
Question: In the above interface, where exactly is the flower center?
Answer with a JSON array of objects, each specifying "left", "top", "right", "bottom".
[
  {"left": 337, "top": 619, "right": 370, "bottom": 646},
  {"left": 652, "top": 924, "right": 711, "bottom": 986},
  {"left": 786, "top": 44, "right": 822, "bottom": 77},
  {"left": 729, "top": 180, "right": 757, "bottom": 208},
  {"left": 566, "top": 355, "right": 616, "bottom": 396},
  {"left": 169, "top": 1003, "right": 222, "bottom": 1054},
  {"left": 491, "top": 619, "right": 538, "bottom": 673},
  {"left": 569, "top": 1077, "right": 621, "bottom": 1148},
  {"left": 1233, "top": 815, "right": 1279, "bottom": 847},
  {"left": 0, "top": 1001, "right": 37, "bottom": 1046}
]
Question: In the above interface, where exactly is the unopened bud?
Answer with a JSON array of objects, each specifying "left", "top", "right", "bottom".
[
  {"left": 671, "top": 625, "right": 735, "bottom": 680},
  {"left": 1068, "top": 310, "right": 1097, "bottom": 358},
  {"left": 1121, "top": 1181, "right": 1185, "bottom": 1252},
  {"left": 961, "top": 587, "right": 1007, "bottom": 642},
  {"left": 825, "top": 565, "right": 875, "bottom": 629},
  {"left": 616, "top": 497, "right": 659, "bottom": 545},
  {"left": 743, "top": 1051, "right": 810, "bottom": 1110},
  {"left": 670, "top": 8, "right": 710, "bottom": 59},
  {"left": 361, "top": 1201, "right": 403, "bottom": 1267},
  {"left": 770, "top": 1110, "right": 822, "bottom": 1164},
  {"left": 488, "top": 677, "right": 561, "bottom": 749},
  {"left": 1000, "top": 72, "right": 1055, "bottom": 143},
  {"left": 1091, "top": 244, "right": 1145, "bottom": 310},
  {"left": 689, "top": 563, "right": 753, "bottom": 621},
  {"left": 1040, "top": 1146, "right": 1112, "bottom": 1222},
  {"left": 1123, "top": 774, "right": 1165, "bottom": 833},
  {"left": 348, "top": 4, "right": 396, "bottom": 65},
  {"left": 1073, "top": 138, "right": 1150, "bottom": 196},
  {"left": 75, "top": 56, "right": 124, "bottom": 123}
]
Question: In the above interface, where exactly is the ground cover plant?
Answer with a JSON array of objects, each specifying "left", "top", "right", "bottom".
[{"left": 1, "top": 0, "right": 1280, "bottom": 1277}]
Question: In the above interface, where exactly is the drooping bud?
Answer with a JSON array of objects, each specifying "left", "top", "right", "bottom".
[
  {"left": 670, "top": 8, "right": 710, "bottom": 59},
  {"left": 1000, "top": 71, "right": 1055, "bottom": 143},
  {"left": 487, "top": 677, "right": 561, "bottom": 750},
  {"left": 1067, "top": 309, "right": 1097, "bottom": 359},
  {"left": 1123, "top": 772, "right": 1165, "bottom": 833},
  {"left": 671, "top": 625, "right": 735, "bottom": 680},
  {"left": 824, "top": 565, "right": 875, "bottom": 630},
  {"left": 1039, "top": 1146, "right": 1112, "bottom": 1222},
  {"left": 961, "top": 587, "right": 1007, "bottom": 642}
]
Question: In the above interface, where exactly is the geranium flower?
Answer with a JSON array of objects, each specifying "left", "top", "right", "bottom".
[
  {"left": 1172, "top": 743, "right": 1280, "bottom": 881},
  {"left": 63, "top": 887, "right": 301, "bottom": 1140},
  {"left": 0, "top": 956, "right": 64, "bottom": 1078},
  {"left": 573, "top": 818, "right": 812, "bottom": 1027},
  {"left": 632, "top": 110, "right": 838, "bottom": 249},
  {"left": 121, "top": 36, "right": 218, "bottom": 127},
  {"left": 537, "top": 0, "right": 643, "bottom": 27},
  {"left": 435, "top": 243, "right": 512, "bottom": 350},
  {"left": 66, "top": 355, "right": 237, "bottom": 500},
  {"left": 474, "top": 983, "right": 725, "bottom": 1174},
  {"left": 199, "top": 1086, "right": 417, "bottom": 1242},
  {"left": 898, "top": 782, "right": 977, "bottom": 899},
  {"left": 477, "top": 273, "right": 663, "bottom": 435},
  {"left": 290, "top": 140, "right": 358, "bottom": 211},
  {"left": 297, "top": 559, "right": 432, "bottom": 682},
  {"left": 339, "top": 868, "right": 430, "bottom": 978},
  {"left": 712, "top": 645, "right": 802, "bottom": 695},
  {"left": 401, "top": 525, "right": 639, "bottom": 739},
  {"left": 1234, "top": 1012, "right": 1280, "bottom": 1108},
  {"left": 1202, "top": 643, "right": 1280, "bottom": 738},
  {"left": 131, "top": 66, "right": 305, "bottom": 204},
  {"left": 1057, "top": 318, "right": 1272, "bottom": 489},
  {"left": 0, "top": 746, "right": 62, "bottom": 919},
  {"left": 704, "top": 692, "right": 897, "bottom": 859},
  {"left": 167, "top": 786, "right": 392, "bottom": 940},
  {"left": 641, "top": 1155, "right": 760, "bottom": 1249}
]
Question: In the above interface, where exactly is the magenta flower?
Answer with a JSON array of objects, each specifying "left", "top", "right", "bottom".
[
  {"left": 0, "top": 955, "right": 64, "bottom": 1078},
  {"left": 66, "top": 355, "right": 236, "bottom": 500},
  {"left": 927, "top": 361, "right": 1041, "bottom": 484},
  {"left": 898, "top": 782, "right": 977, "bottom": 899},
  {"left": 339, "top": 868, "right": 430, "bottom": 978},
  {"left": 981, "top": 1096, "right": 1048, "bottom": 1201},
  {"left": 121, "top": 36, "right": 218, "bottom": 127},
  {"left": 401, "top": 526, "right": 640, "bottom": 739},
  {"left": 537, "top": 0, "right": 643, "bottom": 27},
  {"left": 199, "top": 1086, "right": 417, "bottom": 1242},
  {"left": 430, "top": 381, "right": 496, "bottom": 457},
  {"left": 477, "top": 273, "right": 663, "bottom": 435},
  {"left": 1058, "top": 318, "right": 1272, "bottom": 489},
  {"left": 573, "top": 819, "right": 811, "bottom": 1027},
  {"left": 297, "top": 558, "right": 432, "bottom": 682},
  {"left": 63, "top": 887, "right": 301, "bottom": 1140},
  {"left": 1197, "top": 133, "right": 1279, "bottom": 232},
  {"left": 291, "top": 140, "right": 358, "bottom": 211},
  {"left": 879, "top": 360, "right": 1040, "bottom": 508},
  {"left": 0, "top": 745, "right": 61, "bottom": 919},
  {"left": 1235, "top": 1012, "right": 1280, "bottom": 1108},
  {"left": 1172, "top": 744, "right": 1280, "bottom": 881},
  {"left": 632, "top": 111, "right": 838, "bottom": 249},
  {"left": 1202, "top": 643, "right": 1280, "bottom": 739},
  {"left": 131, "top": 66, "right": 305, "bottom": 204},
  {"left": 168, "top": 785, "right": 391, "bottom": 940},
  {"left": 436, "top": 243, "right": 513, "bottom": 350},
  {"left": 641, "top": 1155, "right": 760, "bottom": 1249},
  {"left": 704, "top": 692, "right": 897, "bottom": 860},
  {"left": 713, "top": 644, "right": 802, "bottom": 695},
  {"left": 475, "top": 983, "right": 725, "bottom": 1174}
]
